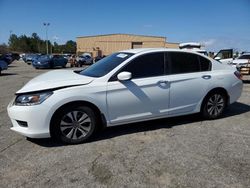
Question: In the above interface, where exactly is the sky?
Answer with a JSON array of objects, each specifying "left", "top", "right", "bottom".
[{"left": 0, "top": 0, "right": 250, "bottom": 51}]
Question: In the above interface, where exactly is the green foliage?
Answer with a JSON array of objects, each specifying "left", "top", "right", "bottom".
[
  {"left": 0, "top": 43, "right": 9, "bottom": 54},
  {"left": 8, "top": 33, "right": 76, "bottom": 54}
]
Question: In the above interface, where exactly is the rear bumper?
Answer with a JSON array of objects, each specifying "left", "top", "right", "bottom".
[{"left": 228, "top": 80, "right": 243, "bottom": 104}]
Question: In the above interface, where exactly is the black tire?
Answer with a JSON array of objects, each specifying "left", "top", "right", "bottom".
[
  {"left": 0, "top": 68, "right": 2, "bottom": 76},
  {"left": 201, "top": 92, "right": 227, "bottom": 120},
  {"left": 51, "top": 105, "right": 98, "bottom": 144}
]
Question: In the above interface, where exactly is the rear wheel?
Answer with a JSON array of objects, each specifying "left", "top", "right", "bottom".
[
  {"left": 202, "top": 92, "right": 227, "bottom": 119},
  {"left": 51, "top": 106, "right": 97, "bottom": 144},
  {"left": 0, "top": 68, "right": 2, "bottom": 75}
]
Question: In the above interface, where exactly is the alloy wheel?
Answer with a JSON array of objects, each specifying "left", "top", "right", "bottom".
[
  {"left": 60, "top": 110, "right": 91, "bottom": 140},
  {"left": 206, "top": 94, "right": 225, "bottom": 117}
]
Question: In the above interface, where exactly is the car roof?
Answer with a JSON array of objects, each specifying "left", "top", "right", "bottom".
[
  {"left": 120, "top": 48, "right": 206, "bottom": 55},
  {"left": 241, "top": 53, "right": 250, "bottom": 56},
  {"left": 120, "top": 48, "right": 214, "bottom": 63},
  {"left": 120, "top": 48, "right": 210, "bottom": 55}
]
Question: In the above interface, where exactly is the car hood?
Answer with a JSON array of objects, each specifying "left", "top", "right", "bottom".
[
  {"left": 233, "top": 59, "right": 248, "bottom": 64},
  {"left": 16, "top": 70, "right": 94, "bottom": 94}
]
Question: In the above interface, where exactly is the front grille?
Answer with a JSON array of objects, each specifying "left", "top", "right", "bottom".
[{"left": 16, "top": 120, "right": 28, "bottom": 127}]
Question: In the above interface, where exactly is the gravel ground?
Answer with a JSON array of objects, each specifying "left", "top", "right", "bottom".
[{"left": 0, "top": 61, "right": 250, "bottom": 188}]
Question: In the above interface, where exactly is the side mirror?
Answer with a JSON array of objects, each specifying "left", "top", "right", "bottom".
[
  {"left": 214, "top": 57, "right": 221, "bottom": 61},
  {"left": 117, "top": 71, "right": 132, "bottom": 81}
]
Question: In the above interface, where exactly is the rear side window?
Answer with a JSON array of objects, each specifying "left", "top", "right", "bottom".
[
  {"left": 199, "top": 56, "right": 211, "bottom": 71},
  {"left": 169, "top": 52, "right": 200, "bottom": 74},
  {"left": 121, "top": 52, "right": 165, "bottom": 79}
]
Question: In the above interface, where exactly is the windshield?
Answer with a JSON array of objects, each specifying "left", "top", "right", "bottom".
[
  {"left": 80, "top": 52, "right": 134, "bottom": 77},
  {"left": 238, "top": 55, "right": 250, "bottom": 59},
  {"left": 38, "top": 55, "right": 50, "bottom": 60}
]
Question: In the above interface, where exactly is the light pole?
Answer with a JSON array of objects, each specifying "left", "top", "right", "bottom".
[
  {"left": 43, "top": 22, "right": 50, "bottom": 54},
  {"left": 52, "top": 36, "right": 58, "bottom": 54}
]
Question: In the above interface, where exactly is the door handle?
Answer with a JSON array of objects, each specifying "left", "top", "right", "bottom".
[
  {"left": 202, "top": 75, "right": 211, "bottom": 79},
  {"left": 158, "top": 80, "right": 168, "bottom": 84}
]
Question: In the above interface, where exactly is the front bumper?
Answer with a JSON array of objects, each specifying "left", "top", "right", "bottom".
[
  {"left": 7, "top": 101, "right": 51, "bottom": 138},
  {"left": 32, "top": 62, "right": 50, "bottom": 68}
]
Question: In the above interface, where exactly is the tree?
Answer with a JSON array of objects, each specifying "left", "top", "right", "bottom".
[
  {"left": 64, "top": 40, "right": 76, "bottom": 53},
  {"left": 7, "top": 32, "right": 76, "bottom": 54},
  {"left": 30, "top": 33, "right": 41, "bottom": 53},
  {"left": 8, "top": 34, "right": 19, "bottom": 51},
  {"left": 0, "top": 43, "right": 8, "bottom": 54}
]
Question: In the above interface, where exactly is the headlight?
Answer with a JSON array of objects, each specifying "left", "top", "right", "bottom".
[{"left": 15, "top": 91, "right": 53, "bottom": 106}]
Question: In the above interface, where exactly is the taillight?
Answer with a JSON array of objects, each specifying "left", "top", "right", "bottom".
[{"left": 234, "top": 71, "right": 242, "bottom": 80}]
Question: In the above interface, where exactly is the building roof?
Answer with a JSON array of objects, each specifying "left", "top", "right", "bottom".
[{"left": 77, "top": 33, "right": 166, "bottom": 39}]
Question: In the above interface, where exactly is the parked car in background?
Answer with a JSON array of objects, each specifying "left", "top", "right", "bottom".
[
  {"left": 7, "top": 48, "right": 243, "bottom": 144},
  {"left": 214, "top": 49, "right": 235, "bottom": 65},
  {"left": 32, "top": 54, "right": 68, "bottom": 69},
  {"left": 0, "top": 54, "right": 13, "bottom": 65},
  {"left": 76, "top": 54, "right": 93, "bottom": 66},
  {"left": 63, "top": 54, "right": 72, "bottom": 60},
  {"left": 231, "top": 53, "right": 250, "bottom": 74},
  {"left": 19, "top": 53, "right": 26, "bottom": 61},
  {"left": 179, "top": 42, "right": 208, "bottom": 56},
  {"left": 231, "top": 53, "right": 250, "bottom": 68},
  {"left": 23, "top": 54, "right": 40, "bottom": 64},
  {"left": 0, "top": 60, "right": 8, "bottom": 75},
  {"left": 94, "top": 55, "right": 106, "bottom": 62},
  {"left": 10, "top": 53, "right": 20, "bottom": 61}
]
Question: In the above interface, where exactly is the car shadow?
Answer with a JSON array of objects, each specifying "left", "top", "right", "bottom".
[
  {"left": 29, "top": 102, "right": 250, "bottom": 147},
  {"left": 243, "top": 80, "right": 250, "bottom": 84},
  {"left": 0, "top": 73, "right": 18, "bottom": 76}
]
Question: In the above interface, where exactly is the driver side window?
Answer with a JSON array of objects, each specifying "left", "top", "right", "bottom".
[{"left": 120, "top": 52, "right": 165, "bottom": 79}]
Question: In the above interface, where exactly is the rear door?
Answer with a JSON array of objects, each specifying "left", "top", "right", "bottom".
[
  {"left": 106, "top": 52, "right": 170, "bottom": 124},
  {"left": 53, "top": 55, "right": 60, "bottom": 66},
  {"left": 167, "top": 52, "right": 212, "bottom": 115}
]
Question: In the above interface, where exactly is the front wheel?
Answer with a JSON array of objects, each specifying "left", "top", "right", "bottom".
[
  {"left": 201, "top": 92, "right": 227, "bottom": 119},
  {"left": 51, "top": 106, "right": 98, "bottom": 144}
]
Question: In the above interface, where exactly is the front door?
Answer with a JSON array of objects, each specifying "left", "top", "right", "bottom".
[{"left": 106, "top": 52, "right": 170, "bottom": 124}]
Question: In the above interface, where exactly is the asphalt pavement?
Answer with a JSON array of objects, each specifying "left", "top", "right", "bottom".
[{"left": 0, "top": 61, "right": 250, "bottom": 187}]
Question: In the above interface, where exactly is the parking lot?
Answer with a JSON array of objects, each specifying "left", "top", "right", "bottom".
[{"left": 0, "top": 61, "right": 250, "bottom": 187}]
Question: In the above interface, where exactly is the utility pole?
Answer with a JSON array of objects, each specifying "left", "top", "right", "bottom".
[{"left": 43, "top": 23, "right": 50, "bottom": 54}]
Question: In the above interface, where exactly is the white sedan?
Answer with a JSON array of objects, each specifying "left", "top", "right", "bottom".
[
  {"left": 7, "top": 48, "right": 243, "bottom": 144},
  {"left": 232, "top": 53, "right": 250, "bottom": 70}
]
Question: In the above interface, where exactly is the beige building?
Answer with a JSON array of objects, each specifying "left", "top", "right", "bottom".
[{"left": 76, "top": 34, "right": 179, "bottom": 57}]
